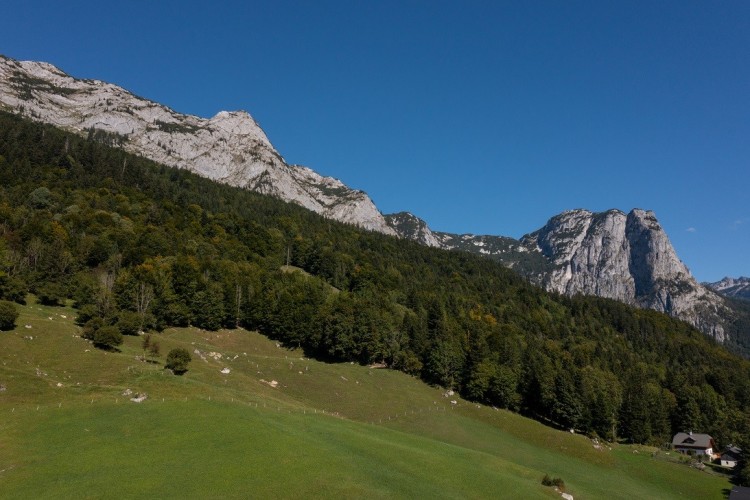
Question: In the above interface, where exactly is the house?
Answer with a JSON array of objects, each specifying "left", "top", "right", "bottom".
[
  {"left": 671, "top": 432, "right": 717, "bottom": 458},
  {"left": 721, "top": 446, "right": 743, "bottom": 468}
]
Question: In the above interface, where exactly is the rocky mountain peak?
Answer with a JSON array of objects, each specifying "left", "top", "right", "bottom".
[
  {"left": 521, "top": 208, "right": 728, "bottom": 341},
  {"left": 0, "top": 54, "right": 395, "bottom": 236},
  {"left": 384, "top": 212, "right": 442, "bottom": 247},
  {"left": 706, "top": 277, "right": 750, "bottom": 300}
]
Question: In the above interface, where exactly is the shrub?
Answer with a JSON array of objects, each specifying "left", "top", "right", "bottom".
[
  {"left": 75, "top": 304, "right": 99, "bottom": 326},
  {"left": 117, "top": 311, "right": 142, "bottom": 336},
  {"left": 92, "top": 325, "right": 123, "bottom": 350},
  {"left": 0, "top": 300, "right": 19, "bottom": 330},
  {"left": 81, "top": 317, "right": 105, "bottom": 340},
  {"left": 0, "top": 275, "right": 27, "bottom": 304},
  {"left": 37, "top": 283, "right": 66, "bottom": 306},
  {"left": 541, "top": 474, "right": 565, "bottom": 491},
  {"left": 165, "top": 348, "right": 192, "bottom": 375}
]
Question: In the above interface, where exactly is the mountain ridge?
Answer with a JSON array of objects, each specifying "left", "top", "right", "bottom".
[
  {"left": 0, "top": 54, "right": 396, "bottom": 236},
  {"left": 0, "top": 54, "right": 739, "bottom": 343},
  {"left": 706, "top": 277, "right": 750, "bottom": 301}
]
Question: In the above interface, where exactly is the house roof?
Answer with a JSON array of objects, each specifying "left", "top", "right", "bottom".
[
  {"left": 722, "top": 446, "right": 743, "bottom": 460},
  {"left": 671, "top": 432, "right": 714, "bottom": 448}
]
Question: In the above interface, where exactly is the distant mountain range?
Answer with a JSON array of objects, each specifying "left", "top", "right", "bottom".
[
  {"left": 706, "top": 277, "right": 750, "bottom": 301},
  {"left": 0, "top": 54, "right": 742, "bottom": 345}
]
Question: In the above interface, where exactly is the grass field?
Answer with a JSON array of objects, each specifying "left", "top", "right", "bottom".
[{"left": 0, "top": 298, "right": 733, "bottom": 498}]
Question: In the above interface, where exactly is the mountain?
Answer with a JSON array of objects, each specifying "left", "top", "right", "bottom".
[
  {"left": 383, "top": 212, "right": 442, "bottom": 247},
  {"left": 518, "top": 209, "right": 730, "bottom": 341},
  {"left": 0, "top": 54, "right": 395, "bottom": 236},
  {"left": 0, "top": 54, "right": 741, "bottom": 344},
  {"left": 706, "top": 277, "right": 750, "bottom": 300},
  {"left": 3, "top": 111, "right": 750, "bottom": 449},
  {"left": 387, "top": 209, "right": 731, "bottom": 342}
]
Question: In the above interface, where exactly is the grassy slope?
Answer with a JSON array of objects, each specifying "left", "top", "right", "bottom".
[{"left": 0, "top": 299, "right": 731, "bottom": 499}]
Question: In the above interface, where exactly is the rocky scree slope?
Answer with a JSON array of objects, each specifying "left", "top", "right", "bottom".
[{"left": 0, "top": 54, "right": 395, "bottom": 236}]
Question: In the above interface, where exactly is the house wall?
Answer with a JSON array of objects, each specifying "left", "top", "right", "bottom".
[{"left": 675, "top": 446, "right": 713, "bottom": 456}]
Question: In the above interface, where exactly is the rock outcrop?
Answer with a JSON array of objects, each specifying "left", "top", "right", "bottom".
[
  {"left": 520, "top": 209, "right": 729, "bottom": 341},
  {"left": 0, "top": 55, "right": 395, "bottom": 235},
  {"left": 384, "top": 212, "right": 443, "bottom": 248}
]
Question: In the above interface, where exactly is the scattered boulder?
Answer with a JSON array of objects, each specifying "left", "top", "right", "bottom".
[
  {"left": 221, "top": 368, "right": 230, "bottom": 374},
  {"left": 0, "top": 384, "right": 7, "bottom": 392},
  {"left": 562, "top": 494, "right": 574, "bottom": 500},
  {"left": 122, "top": 388, "right": 133, "bottom": 396},
  {"left": 130, "top": 393, "right": 148, "bottom": 403}
]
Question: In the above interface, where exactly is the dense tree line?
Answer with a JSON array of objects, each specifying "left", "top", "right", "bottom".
[{"left": 1, "top": 111, "right": 749, "bottom": 448}]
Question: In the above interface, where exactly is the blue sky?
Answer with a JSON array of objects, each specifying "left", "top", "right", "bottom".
[{"left": 2, "top": 1, "right": 748, "bottom": 281}]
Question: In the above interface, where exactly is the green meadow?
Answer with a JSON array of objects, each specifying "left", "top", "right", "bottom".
[{"left": 0, "top": 299, "right": 732, "bottom": 498}]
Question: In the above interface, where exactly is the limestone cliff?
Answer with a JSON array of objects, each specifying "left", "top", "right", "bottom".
[
  {"left": 520, "top": 209, "right": 729, "bottom": 341},
  {"left": 0, "top": 55, "right": 395, "bottom": 236}
]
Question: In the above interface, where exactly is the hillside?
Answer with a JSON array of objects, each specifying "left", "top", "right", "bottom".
[
  {"left": 0, "top": 298, "right": 734, "bottom": 499},
  {"left": 1, "top": 111, "right": 749, "bottom": 452},
  {"left": 0, "top": 54, "right": 395, "bottom": 235},
  {"left": 0, "top": 54, "right": 743, "bottom": 345}
]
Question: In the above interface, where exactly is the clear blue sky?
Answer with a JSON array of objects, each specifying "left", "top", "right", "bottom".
[{"left": 2, "top": 1, "right": 748, "bottom": 281}]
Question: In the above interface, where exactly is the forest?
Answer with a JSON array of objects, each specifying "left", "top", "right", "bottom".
[{"left": 1, "top": 110, "right": 749, "bottom": 449}]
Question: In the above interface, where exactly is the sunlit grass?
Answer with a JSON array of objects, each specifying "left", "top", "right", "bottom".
[{"left": 0, "top": 299, "right": 731, "bottom": 498}]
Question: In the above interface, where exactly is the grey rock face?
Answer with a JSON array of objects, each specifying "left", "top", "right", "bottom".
[
  {"left": 386, "top": 208, "right": 732, "bottom": 341},
  {"left": 521, "top": 209, "right": 729, "bottom": 341},
  {"left": 384, "top": 212, "right": 443, "bottom": 247},
  {"left": 0, "top": 55, "right": 395, "bottom": 236}
]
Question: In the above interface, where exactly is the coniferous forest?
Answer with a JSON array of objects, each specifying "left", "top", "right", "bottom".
[{"left": 1, "top": 111, "right": 749, "bottom": 448}]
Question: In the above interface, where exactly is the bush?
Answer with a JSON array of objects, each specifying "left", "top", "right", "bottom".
[
  {"left": 92, "top": 325, "right": 123, "bottom": 350},
  {"left": 0, "top": 275, "right": 27, "bottom": 304},
  {"left": 0, "top": 300, "right": 19, "bottom": 330},
  {"left": 117, "top": 311, "right": 142, "bottom": 336},
  {"left": 81, "top": 317, "right": 105, "bottom": 340},
  {"left": 36, "top": 283, "right": 66, "bottom": 306},
  {"left": 75, "top": 304, "right": 99, "bottom": 326},
  {"left": 541, "top": 474, "right": 565, "bottom": 491},
  {"left": 165, "top": 348, "right": 192, "bottom": 375}
]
